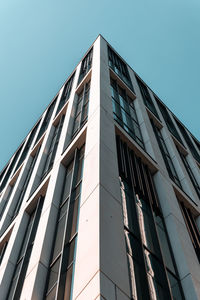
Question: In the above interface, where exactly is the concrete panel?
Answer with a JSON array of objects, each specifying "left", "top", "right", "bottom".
[
  {"left": 100, "top": 186, "right": 130, "bottom": 297},
  {"left": 72, "top": 186, "right": 100, "bottom": 299}
]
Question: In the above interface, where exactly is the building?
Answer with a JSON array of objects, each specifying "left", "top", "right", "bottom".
[{"left": 0, "top": 35, "right": 200, "bottom": 300}]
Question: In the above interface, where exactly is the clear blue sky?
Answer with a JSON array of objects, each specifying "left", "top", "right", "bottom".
[{"left": 0, "top": 0, "right": 200, "bottom": 171}]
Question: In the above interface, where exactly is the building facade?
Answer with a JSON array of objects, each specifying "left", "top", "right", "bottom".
[{"left": 0, "top": 35, "right": 200, "bottom": 300}]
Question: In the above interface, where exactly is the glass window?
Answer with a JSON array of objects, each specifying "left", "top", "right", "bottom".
[
  {"left": 78, "top": 48, "right": 93, "bottom": 84},
  {"left": 111, "top": 80, "right": 144, "bottom": 149},
  {"left": 56, "top": 73, "right": 75, "bottom": 115},
  {"left": 44, "top": 147, "right": 84, "bottom": 299},
  {"left": 151, "top": 120, "right": 182, "bottom": 188},
  {"left": 71, "top": 81, "right": 90, "bottom": 138},
  {"left": 7, "top": 197, "right": 44, "bottom": 299},
  {"left": 136, "top": 77, "right": 159, "bottom": 119},
  {"left": 41, "top": 115, "right": 65, "bottom": 179},
  {"left": 108, "top": 47, "right": 133, "bottom": 90}
]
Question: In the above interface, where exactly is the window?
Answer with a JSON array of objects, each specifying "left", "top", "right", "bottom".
[
  {"left": 0, "top": 143, "right": 24, "bottom": 193},
  {"left": 78, "top": 48, "right": 93, "bottom": 84},
  {"left": 0, "top": 240, "right": 8, "bottom": 265},
  {"left": 0, "top": 165, "right": 8, "bottom": 186},
  {"left": 41, "top": 115, "right": 65, "bottom": 179},
  {"left": 136, "top": 77, "right": 160, "bottom": 119},
  {"left": 111, "top": 79, "right": 144, "bottom": 149},
  {"left": 72, "top": 81, "right": 90, "bottom": 138},
  {"left": 151, "top": 120, "right": 182, "bottom": 188},
  {"left": 108, "top": 46, "right": 133, "bottom": 90},
  {"left": 56, "top": 73, "right": 75, "bottom": 115},
  {"left": 35, "top": 98, "right": 57, "bottom": 145},
  {"left": 177, "top": 148, "right": 200, "bottom": 198},
  {"left": 116, "top": 136, "right": 184, "bottom": 300},
  {"left": 155, "top": 98, "right": 183, "bottom": 145},
  {"left": 175, "top": 119, "right": 200, "bottom": 164},
  {"left": 7, "top": 196, "right": 44, "bottom": 299},
  {"left": 0, "top": 184, "right": 15, "bottom": 220},
  {"left": 179, "top": 201, "right": 200, "bottom": 263},
  {"left": 44, "top": 146, "right": 84, "bottom": 300},
  {"left": 14, "top": 120, "right": 40, "bottom": 173},
  {"left": 11, "top": 146, "right": 41, "bottom": 220}
]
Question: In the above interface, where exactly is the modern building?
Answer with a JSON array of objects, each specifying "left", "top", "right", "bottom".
[{"left": 0, "top": 35, "right": 200, "bottom": 300}]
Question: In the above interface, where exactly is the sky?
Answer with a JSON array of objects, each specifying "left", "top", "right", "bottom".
[{"left": 0, "top": 0, "right": 200, "bottom": 171}]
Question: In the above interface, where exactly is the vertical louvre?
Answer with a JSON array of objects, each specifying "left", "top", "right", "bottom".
[{"left": 116, "top": 136, "right": 184, "bottom": 299}]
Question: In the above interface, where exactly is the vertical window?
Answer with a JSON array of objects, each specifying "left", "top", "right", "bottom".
[
  {"left": 56, "top": 73, "right": 75, "bottom": 115},
  {"left": 14, "top": 121, "right": 41, "bottom": 175},
  {"left": 155, "top": 98, "right": 183, "bottom": 145},
  {"left": 136, "top": 77, "right": 159, "bottom": 119},
  {"left": 78, "top": 48, "right": 93, "bottom": 84},
  {"left": 0, "top": 143, "right": 24, "bottom": 193},
  {"left": 72, "top": 81, "right": 90, "bottom": 138},
  {"left": 35, "top": 98, "right": 57, "bottom": 145},
  {"left": 108, "top": 46, "right": 133, "bottom": 90},
  {"left": 7, "top": 196, "right": 44, "bottom": 299},
  {"left": 116, "top": 137, "right": 184, "bottom": 300},
  {"left": 177, "top": 148, "right": 200, "bottom": 198},
  {"left": 0, "top": 240, "right": 8, "bottom": 265},
  {"left": 111, "top": 79, "right": 144, "bottom": 149},
  {"left": 0, "top": 165, "right": 8, "bottom": 186},
  {"left": 179, "top": 202, "right": 200, "bottom": 263},
  {"left": 11, "top": 146, "right": 41, "bottom": 220},
  {"left": 0, "top": 184, "right": 15, "bottom": 220},
  {"left": 175, "top": 119, "right": 200, "bottom": 164},
  {"left": 151, "top": 120, "right": 182, "bottom": 188},
  {"left": 44, "top": 146, "right": 84, "bottom": 300},
  {"left": 41, "top": 115, "right": 65, "bottom": 179}
]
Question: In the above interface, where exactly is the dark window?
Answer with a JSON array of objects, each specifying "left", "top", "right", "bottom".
[
  {"left": 179, "top": 202, "right": 200, "bottom": 263},
  {"left": 0, "top": 184, "right": 15, "bottom": 220},
  {"left": 7, "top": 196, "right": 44, "bottom": 299},
  {"left": 175, "top": 119, "right": 200, "bottom": 164},
  {"left": 78, "top": 48, "right": 93, "bottom": 84},
  {"left": 177, "top": 148, "right": 200, "bottom": 198},
  {"left": 0, "top": 240, "right": 8, "bottom": 265},
  {"left": 108, "top": 46, "right": 133, "bottom": 90},
  {"left": 0, "top": 165, "right": 8, "bottom": 186},
  {"left": 151, "top": 120, "right": 182, "bottom": 188},
  {"left": 155, "top": 98, "right": 183, "bottom": 145},
  {"left": 0, "top": 143, "right": 24, "bottom": 193},
  {"left": 116, "top": 137, "right": 184, "bottom": 300},
  {"left": 56, "top": 73, "right": 75, "bottom": 115},
  {"left": 44, "top": 146, "right": 84, "bottom": 300},
  {"left": 136, "top": 77, "right": 159, "bottom": 119},
  {"left": 72, "top": 81, "right": 90, "bottom": 138},
  {"left": 192, "top": 137, "right": 200, "bottom": 153},
  {"left": 41, "top": 115, "right": 65, "bottom": 179},
  {"left": 35, "top": 98, "right": 57, "bottom": 145},
  {"left": 11, "top": 146, "right": 41, "bottom": 220},
  {"left": 14, "top": 121, "right": 40, "bottom": 173},
  {"left": 111, "top": 79, "right": 144, "bottom": 149}
]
